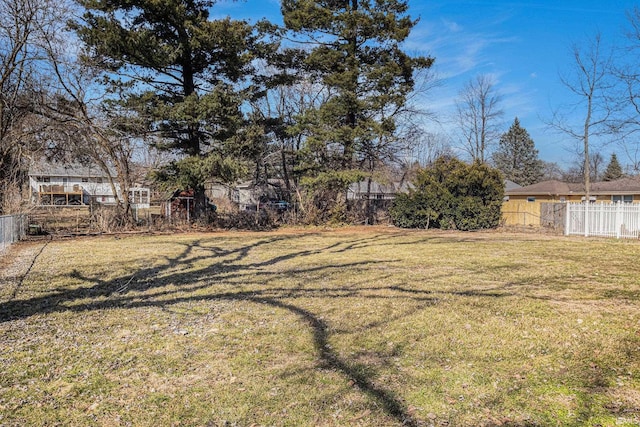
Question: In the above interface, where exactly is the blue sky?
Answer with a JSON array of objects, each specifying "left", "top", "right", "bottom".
[{"left": 213, "top": 0, "right": 639, "bottom": 167}]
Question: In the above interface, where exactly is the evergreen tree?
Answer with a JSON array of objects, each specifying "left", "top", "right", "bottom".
[
  {"left": 492, "top": 117, "right": 543, "bottom": 186},
  {"left": 281, "top": 0, "right": 433, "bottom": 217},
  {"left": 73, "top": 0, "right": 268, "bottom": 216},
  {"left": 390, "top": 156, "right": 504, "bottom": 230},
  {"left": 602, "top": 153, "right": 624, "bottom": 181}
]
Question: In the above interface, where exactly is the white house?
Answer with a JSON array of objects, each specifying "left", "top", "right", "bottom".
[
  {"left": 29, "top": 161, "right": 150, "bottom": 207},
  {"left": 346, "top": 180, "right": 413, "bottom": 200},
  {"left": 231, "top": 179, "right": 289, "bottom": 211}
]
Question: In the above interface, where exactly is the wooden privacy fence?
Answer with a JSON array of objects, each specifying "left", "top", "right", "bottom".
[
  {"left": 502, "top": 201, "right": 566, "bottom": 231},
  {"left": 502, "top": 200, "right": 541, "bottom": 226},
  {"left": 565, "top": 202, "right": 640, "bottom": 239},
  {"left": 0, "top": 214, "right": 27, "bottom": 253}
]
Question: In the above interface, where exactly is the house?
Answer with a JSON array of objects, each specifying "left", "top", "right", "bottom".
[
  {"left": 504, "top": 179, "right": 521, "bottom": 191},
  {"left": 232, "top": 179, "right": 291, "bottom": 211},
  {"left": 346, "top": 180, "right": 413, "bottom": 200},
  {"left": 29, "top": 161, "right": 150, "bottom": 207},
  {"left": 164, "top": 189, "right": 195, "bottom": 221},
  {"left": 163, "top": 189, "right": 219, "bottom": 221},
  {"left": 206, "top": 181, "right": 231, "bottom": 200},
  {"left": 502, "top": 177, "right": 640, "bottom": 227},
  {"left": 502, "top": 180, "right": 522, "bottom": 201},
  {"left": 504, "top": 177, "right": 640, "bottom": 204}
]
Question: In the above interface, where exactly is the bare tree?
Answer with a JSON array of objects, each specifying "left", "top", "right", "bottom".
[
  {"left": 540, "top": 161, "right": 565, "bottom": 181},
  {"left": 249, "top": 64, "right": 440, "bottom": 224},
  {"left": 0, "top": 0, "right": 140, "bottom": 223},
  {"left": 248, "top": 74, "right": 332, "bottom": 221},
  {"left": 455, "top": 74, "right": 504, "bottom": 163},
  {"left": 617, "top": 138, "right": 640, "bottom": 174},
  {"left": 548, "top": 33, "right": 616, "bottom": 199},
  {"left": 40, "top": 32, "right": 138, "bottom": 218},
  {"left": 0, "top": 0, "right": 66, "bottom": 213},
  {"left": 591, "top": 151, "right": 605, "bottom": 181},
  {"left": 562, "top": 151, "right": 605, "bottom": 183},
  {"left": 403, "top": 131, "right": 453, "bottom": 167},
  {"left": 611, "top": 6, "right": 640, "bottom": 174}
]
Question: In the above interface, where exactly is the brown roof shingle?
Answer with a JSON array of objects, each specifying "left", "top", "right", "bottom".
[
  {"left": 505, "top": 177, "right": 640, "bottom": 196},
  {"left": 506, "top": 180, "right": 577, "bottom": 196}
]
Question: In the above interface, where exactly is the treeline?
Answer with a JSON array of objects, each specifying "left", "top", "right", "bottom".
[
  {"left": 0, "top": 0, "right": 440, "bottom": 226},
  {"left": 4, "top": 1, "right": 640, "bottom": 229}
]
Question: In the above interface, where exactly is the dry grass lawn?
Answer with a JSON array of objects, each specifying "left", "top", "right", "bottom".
[{"left": 1, "top": 227, "right": 640, "bottom": 426}]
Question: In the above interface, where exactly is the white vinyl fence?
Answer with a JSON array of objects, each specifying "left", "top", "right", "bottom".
[
  {"left": 0, "top": 214, "right": 27, "bottom": 253},
  {"left": 565, "top": 202, "right": 640, "bottom": 239}
]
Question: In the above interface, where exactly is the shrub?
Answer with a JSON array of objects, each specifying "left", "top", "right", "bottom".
[
  {"left": 389, "top": 193, "right": 434, "bottom": 228},
  {"left": 390, "top": 157, "right": 504, "bottom": 231}
]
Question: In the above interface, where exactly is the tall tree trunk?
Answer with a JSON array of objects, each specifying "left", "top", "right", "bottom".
[
  {"left": 584, "top": 95, "right": 592, "bottom": 201},
  {"left": 343, "top": 0, "right": 359, "bottom": 170},
  {"left": 365, "top": 175, "right": 372, "bottom": 225},
  {"left": 182, "top": 51, "right": 207, "bottom": 219}
]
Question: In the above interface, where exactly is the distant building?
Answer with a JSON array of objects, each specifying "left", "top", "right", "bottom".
[
  {"left": 502, "top": 177, "right": 640, "bottom": 228},
  {"left": 28, "top": 161, "right": 149, "bottom": 207},
  {"left": 504, "top": 178, "right": 640, "bottom": 203},
  {"left": 232, "top": 179, "right": 291, "bottom": 211},
  {"left": 346, "top": 180, "right": 413, "bottom": 200},
  {"left": 162, "top": 189, "right": 218, "bottom": 221}
]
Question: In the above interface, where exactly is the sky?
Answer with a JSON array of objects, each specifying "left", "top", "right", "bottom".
[{"left": 213, "top": 0, "right": 640, "bottom": 167}]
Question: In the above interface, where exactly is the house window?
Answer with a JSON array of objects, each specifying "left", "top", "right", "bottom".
[
  {"left": 527, "top": 197, "right": 536, "bottom": 202},
  {"left": 39, "top": 176, "right": 50, "bottom": 183},
  {"left": 96, "top": 177, "right": 103, "bottom": 184},
  {"left": 612, "top": 195, "right": 633, "bottom": 203},
  {"left": 129, "top": 188, "right": 150, "bottom": 205},
  {"left": 81, "top": 177, "right": 89, "bottom": 183},
  {"left": 376, "top": 194, "right": 384, "bottom": 200}
]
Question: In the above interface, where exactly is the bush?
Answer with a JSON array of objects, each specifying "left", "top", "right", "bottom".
[
  {"left": 214, "top": 209, "right": 279, "bottom": 230},
  {"left": 390, "top": 157, "right": 504, "bottom": 231},
  {"left": 389, "top": 193, "right": 434, "bottom": 228}
]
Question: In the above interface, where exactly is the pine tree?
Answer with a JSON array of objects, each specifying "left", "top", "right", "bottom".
[
  {"left": 602, "top": 153, "right": 624, "bottom": 181},
  {"left": 73, "top": 0, "right": 266, "bottom": 216},
  {"left": 492, "top": 118, "right": 543, "bottom": 186},
  {"left": 281, "top": 0, "right": 433, "bottom": 191}
]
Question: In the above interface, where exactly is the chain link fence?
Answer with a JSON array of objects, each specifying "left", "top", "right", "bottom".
[{"left": 0, "top": 214, "right": 27, "bottom": 253}]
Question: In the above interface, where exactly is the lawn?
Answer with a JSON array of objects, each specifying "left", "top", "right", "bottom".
[{"left": 1, "top": 227, "right": 640, "bottom": 426}]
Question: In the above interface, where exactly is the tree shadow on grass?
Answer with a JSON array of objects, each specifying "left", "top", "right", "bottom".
[
  {"left": 0, "top": 233, "right": 446, "bottom": 426},
  {"left": 2, "top": 232, "right": 632, "bottom": 426}
]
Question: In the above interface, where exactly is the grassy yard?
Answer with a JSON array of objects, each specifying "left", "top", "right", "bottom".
[{"left": 1, "top": 227, "right": 640, "bottom": 426}]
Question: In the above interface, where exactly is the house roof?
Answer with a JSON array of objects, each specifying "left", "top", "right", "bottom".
[
  {"left": 505, "top": 180, "right": 577, "bottom": 196},
  {"left": 348, "top": 180, "right": 414, "bottom": 194},
  {"left": 235, "top": 179, "right": 290, "bottom": 189},
  {"left": 590, "top": 176, "right": 640, "bottom": 194},
  {"left": 505, "top": 177, "right": 640, "bottom": 196},
  {"left": 29, "top": 160, "right": 116, "bottom": 178},
  {"left": 504, "top": 179, "right": 522, "bottom": 191}
]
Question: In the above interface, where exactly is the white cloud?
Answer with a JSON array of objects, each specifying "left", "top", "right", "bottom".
[
  {"left": 407, "top": 11, "right": 518, "bottom": 83},
  {"left": 441, "top": 19, "right": 463, "bottom": 33}
]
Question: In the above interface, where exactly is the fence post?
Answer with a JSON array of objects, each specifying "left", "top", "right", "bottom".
[
  {"left": 616, "top": 201, "right": 623, "bottom": 239},
  {"left": 583, "top": 202, "right": 589, "bottom": 237},
  {"left": 1, "top": 214, "right": 26, "bottom": 253}
]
